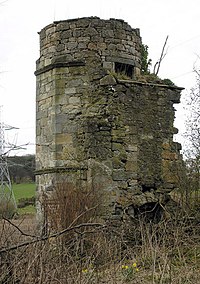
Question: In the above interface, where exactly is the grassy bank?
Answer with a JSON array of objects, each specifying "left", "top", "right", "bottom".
[{"left": 12, "top": 183, "right": 36, "bottom": 215}]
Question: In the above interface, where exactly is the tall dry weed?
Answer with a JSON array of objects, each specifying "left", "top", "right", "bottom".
[
  {"left": 42, "top": 179, "right": 100, "bottom": 235},
  {"left": 0, "top": 179, "right": 200, "bottom": 283}
]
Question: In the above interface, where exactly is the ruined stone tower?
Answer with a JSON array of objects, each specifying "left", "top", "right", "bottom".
[{"left": 35, "top": 17, "right": 183, "bottom": 222}]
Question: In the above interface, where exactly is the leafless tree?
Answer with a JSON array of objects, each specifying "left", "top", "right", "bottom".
[
  {"left": 185, "top": 67, "right": 200, "bottom": 158},
  {"left": 184, "top": 63, "right": 200, "bottom": 203}
]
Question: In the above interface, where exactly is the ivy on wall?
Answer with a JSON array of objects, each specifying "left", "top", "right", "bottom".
[{"left": 141, "top": 44, "right": 152, "bottom": 74}]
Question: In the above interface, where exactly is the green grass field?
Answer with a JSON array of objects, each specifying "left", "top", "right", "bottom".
[{"left": 12, "top": 183, "right": 36, "bottom": 215}]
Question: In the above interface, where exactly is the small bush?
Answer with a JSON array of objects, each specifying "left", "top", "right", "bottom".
[
  {"left": 42, "top": 179, "right": 101, "bottom": 234},
  {"left": 18, "top": 196, "right": 35, "bottom": 208},
  {"left": 162, "top": 78, "right": 175, "bottom": 86}
]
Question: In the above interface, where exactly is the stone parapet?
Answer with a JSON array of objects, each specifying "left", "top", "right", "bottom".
[{"left": 36, "top": 17, "right": 142, "bottom": 77}]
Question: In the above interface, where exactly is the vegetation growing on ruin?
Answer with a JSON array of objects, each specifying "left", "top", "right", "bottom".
[
  {"left": 141, "top": 44, "right": 152, "bottom": 74},
  {"left": 140, "top": 43, "right": 176, "bottom": 86},
  {"left": 0, "top": 179, "right": 200, "bottom": 283}
]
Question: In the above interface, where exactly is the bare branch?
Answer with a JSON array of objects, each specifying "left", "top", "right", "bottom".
[
  {"left": 3, "top": 143, "right": 30, "bottom": 156},
  {"left": 3, "top": 217, "right": 38, "bottom": 238},
  {"left": 0, "top": 222, "right": 105, "bottom": 255},
  {"left": 154, "top": 35, "right": 169, "bottom": 75}
]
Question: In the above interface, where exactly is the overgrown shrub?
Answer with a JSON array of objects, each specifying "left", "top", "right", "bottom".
[
  {"left": 1, "top": 178, "right": 200, "bottom": 283},
  {"left": 18, "top": 196, "right": 36, "bottom": 208},
  {"left": 42, "top": 179, "right": 101, "bottom": 234},
  {"left": 0, "top": 208, "right": 200, "bottom": 283}
]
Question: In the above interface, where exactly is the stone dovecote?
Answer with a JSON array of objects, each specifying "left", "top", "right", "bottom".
[{"left": 35, "top": 17, "right": 184, "bottom": 223}]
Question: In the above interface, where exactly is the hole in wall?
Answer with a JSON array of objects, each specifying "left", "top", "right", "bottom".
[
  {"left": 134, "top": 202, "right": 163, "bottom": 223},
  {"left": 115, "top": 62, "right": 134, "bottom": 78},
  {"left": 125, "top": 202, "right": 163, "bottom": 223},
  {"left": 141, "top": 185, "right": 156, "bottom": 193}
]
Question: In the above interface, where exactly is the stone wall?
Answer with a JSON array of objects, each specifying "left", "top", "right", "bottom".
[
  {"left": 36, "top": 17, "right": 141, "bottom": 76},
  {"left": 35, "top": 17, "right": 183, "bottom": 222}
]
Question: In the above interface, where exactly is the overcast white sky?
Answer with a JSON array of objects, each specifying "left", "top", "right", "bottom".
[{"left": 0, "top": 0, "right": 200, "bottom": 155}]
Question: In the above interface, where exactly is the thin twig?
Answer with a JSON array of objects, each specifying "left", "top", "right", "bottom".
[
  {"left": 67, "top": 204, "right": 100, "bottom": 229},
  {"left": 3, "top": 217, "right": 38, "bottom": 238},
  {"left": 0, "top": 222, "right": 104, "bottom": 255}
]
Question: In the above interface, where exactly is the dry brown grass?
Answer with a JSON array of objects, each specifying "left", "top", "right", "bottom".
[
  {"left": 0, "top": 180, "right": 200, "bottom": 283},
  {"left": 0, "top": 213, "right": 200, "bottom": 284}
]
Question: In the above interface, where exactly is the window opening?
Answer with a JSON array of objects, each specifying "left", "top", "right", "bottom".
[{"left": 115, "top": 62, "right": 134, "bottom": 78}]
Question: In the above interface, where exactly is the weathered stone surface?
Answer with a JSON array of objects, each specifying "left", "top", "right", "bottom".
[
  {"left": 36, "top": 17, "right": 184, "bottom": 225},
  {"left": 125, "top": 161, "right": 137, "bottom": 172},
  {"left": 100, "top": 75, "right": 117, "bottom": 86},
  {"left": 112, "top": 169, "right": 127, "bottom": 181}
]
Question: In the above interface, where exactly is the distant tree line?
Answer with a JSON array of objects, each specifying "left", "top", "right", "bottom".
[{"left": 7, "top": 155, "right": 35, "bottom": 183}]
